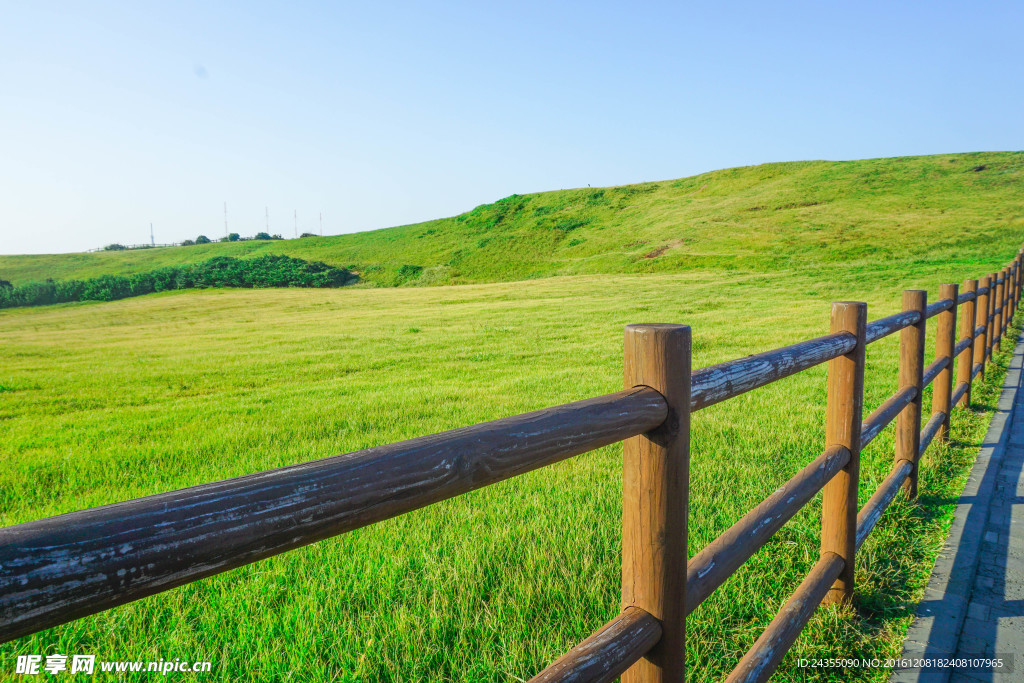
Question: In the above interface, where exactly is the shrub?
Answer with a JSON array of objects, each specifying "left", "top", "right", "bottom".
[
  {"left": 195, "top": 235, "right": 212, "bottom": 244},
  {"left": 300, "top": 232, "right": 317, "bottom": 238},
  {"left": 0, "top": 256, "right": 357, "bottom": 309},
  {"left": 397, "top": 265, "right": 423, "bottom": 279},
  {"left": 103, "top": 244, "right": 126, "bottom": 251},
  {"left": 254, "top": 232, "right": 272, "bottom": 240}
]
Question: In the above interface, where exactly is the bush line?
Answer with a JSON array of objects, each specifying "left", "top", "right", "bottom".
[{"left": 0, "top": 255, "right": 357, "bottom": 309}]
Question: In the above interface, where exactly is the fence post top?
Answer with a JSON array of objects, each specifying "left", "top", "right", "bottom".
[
  {"left": 902, "top": 290, "right": 927, "bottom": 307},
  {"left": 625, "top": 323, "right": 690, "bottom": 332}
]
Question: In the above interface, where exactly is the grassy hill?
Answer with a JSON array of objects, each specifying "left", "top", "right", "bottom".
[{"left": 3, "top": 151, "right": 1023, "bottom": 287}]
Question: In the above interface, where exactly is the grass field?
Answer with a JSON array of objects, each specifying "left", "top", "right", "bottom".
[
  {"left": 1, "top": 251, "right": 1021, "bottom": 679},
  {"left": 2, "top": 152, "right": 1024, "bottom": 289}
]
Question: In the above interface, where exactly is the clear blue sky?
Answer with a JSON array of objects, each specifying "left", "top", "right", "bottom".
[{"left": 2, "top": 1, "right": 1022, "bottom": 254}]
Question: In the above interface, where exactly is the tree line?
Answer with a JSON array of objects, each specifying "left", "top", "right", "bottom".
[{"left": 0, "top": 255, "right": 357, "bottom": 309}]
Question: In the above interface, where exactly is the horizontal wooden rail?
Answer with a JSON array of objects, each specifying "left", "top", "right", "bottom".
[
  {"left": 924, "top": 299, "right": 954, "bottom": 319},
  {"left": 951, "top": 381, "right": 969, "bottom": 407},
  {"left": 975, "top": 324, "right": 987, "bottom": 338},
  {"left": 0, "top": 387, "right": 667, "bottom": 643},
  {"left": 685, "top": 445, "right": 850, "bottom": 614},
  {"left": 957, "top": 291, "right": 977, "bottom": 305},
  {"left": 860, "top": 386, "right": 916, "bottom": 450},
  {"left": 689, "top": 332, "right": 856, "bottom": 412},
  {"left": 864, "top": 311, "right": 920, "bottom": 344},
  {"left": 855, "top": 460, "right": 912, "bottom": 550},
  {"left": 919, "top": 411, "right": 946, "bottom": 457},
  {"left": 954, "top": 337, "right": 972, "bottom": 357},
  {"left": 528, "top": 607, "right": 661, "bottom": 683},
  {"left": 724, "top": 552, "right": 845, "bottom": 683},
  {"left": 921, "top": 356, "right": 949, "bottom": 389},
  {"left": 977, "top": 285, "right": 991, "bottom": 296},
  {"left": 972, "top": 362, "right": 984, "bottom": 380}
]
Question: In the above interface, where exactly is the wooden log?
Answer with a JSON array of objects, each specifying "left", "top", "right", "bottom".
[
  {"left": 864, "top": 310, "right": 921, "bottom": 344},
  {"left": 859, "top": 386, "right": 917, "bottom": 450},
  {"left": 957, "top": 290, "right": 977, "bottom": 305},
  {"left": 689, "top": 332, "right": 855, "bottom": 412},
  {"left": 1012, "top": 262, "right": 1020, "bottom": 322},
  {"left": 529, "top": 608, "right": 662, "bottom": 683},
  {"left": 896, "top": 291, "right": 926, "bottom": 498},
  {"left": 921, "top": 356, "right": 949, "bottom": 390},
  {"left": 855, "top": 460, "right": 912, "bottom": 551},
  {"left": 933, "top": 283, "right": 958, "bottom": 442},
  {"left": 820, "top": 302, "right": 866, "bottom": 606},
  {"left": 0, "top": 387, "right": 667, "bottom": 644},
  {"left": 685, "top": 445, "right": 849, "bottom": 614},
  {"left": 1001, "top": 267, "right": 1010, "bottom": 342},
  {"left": 973, "top": 276, "right": 990, "bottom": 381},
  {"left": 993, "top": 271, "right": 1005, "bottom": 350},
  {"left": 724, "top": 553, "right": 845, "bottom": 683},
  {"left": 953, "top": 337, "right": 972, "bottom": 358},
  {"left": 972, "top": 362, "right": 984, "bottom": 380},
  {"left": 951, "top": 382, "right": 969, "bottom": 408},
  {"left": 1011, "top": 259, "right": 1019, "bottom": 317},
  {"left": 622, "top": 324, "right": 690, "bottom": 683},
  {"left": 986, "top": 272, "right": 997, "bottom": 362},
  {"left": 924, "top": 298, "right": 954, "bottom": 319},
  {"left": 919, "top": 411, "right": 946, "bottom": 457}
]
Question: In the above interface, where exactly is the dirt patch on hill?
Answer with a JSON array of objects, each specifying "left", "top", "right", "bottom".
[{"left": 643, "top": 239, "right": 685, "bottom": 259}]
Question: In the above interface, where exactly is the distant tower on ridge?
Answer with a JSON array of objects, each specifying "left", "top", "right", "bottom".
[
  {"left": 224, "top": 201, "right": 228, "bottom": 237},
  {"left": 150, "top": 223, "right": 155, "bottom": 247}
]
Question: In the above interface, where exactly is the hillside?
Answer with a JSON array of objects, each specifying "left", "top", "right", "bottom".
[{"left": 2, "top": 152, "right": 1023, "bottom": 287}]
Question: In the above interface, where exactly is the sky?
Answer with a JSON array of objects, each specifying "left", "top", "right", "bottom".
[{"left": 1, "top": 1, "right": 1022, "bottom": 254}]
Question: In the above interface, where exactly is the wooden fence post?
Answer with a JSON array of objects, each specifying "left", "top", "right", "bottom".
[
  {"left": 935, "top": 284, "right": 958, "bottom": 443},
  {"left": 975, "top": 276, "right": 990, "bottom": 380},
  {"left": 897, "top": 290, "right": 927, "bottom": 498},
  {"left": 1011, "top": 260, "right": 1019, "bottom": 321},
  {"left": 995, "top": 270, "right": 1005, "bottom": 351},
  {"left": 1013, "top": 260, "right": 1020, "bottom": 321},
  {"left": 1001, "top": 267, "right": 1010, "bottom": 342},
  {"left": 623, "top": 324, "right": 691, "bottom": 683},
  {"left": 821, "top": 302, "right": 866, "bottom": 607},
  {"left": 1010, "top": 263, "right": 1017, "bottom": 324},
  {"left": 957, "top": 279, "right": 977, "bottom": 407},
  {"left": 987, "top": 272, "right": 997, "bottom": 361}
]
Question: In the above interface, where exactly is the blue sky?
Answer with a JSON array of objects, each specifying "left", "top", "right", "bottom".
[{"left": 1, "top": 1, "right": 1022, "bottom": 254}]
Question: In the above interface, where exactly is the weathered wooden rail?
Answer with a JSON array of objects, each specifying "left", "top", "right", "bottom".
[{"left": 1, "top": 248, "right": 1022, "bottom": 682}]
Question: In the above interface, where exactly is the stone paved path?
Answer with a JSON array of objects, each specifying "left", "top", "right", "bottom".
[
  {"left": 949, "top": 388, "right": 1024, "bottom": 682},
  {"left": 893, "top": 333, "right": 1024, "bottom": 683}
]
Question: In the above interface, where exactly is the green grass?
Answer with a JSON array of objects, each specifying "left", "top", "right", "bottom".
[
  {"left": 2, "top": 152, "right": 1023, "bottom": 288},
  {"left": 0, "top": 259, "right": 1020, "bottom": 680}
]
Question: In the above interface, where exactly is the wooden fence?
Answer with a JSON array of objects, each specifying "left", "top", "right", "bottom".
[{"left": 1, "top": 248, "right": 1023, "bottom": 682}]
